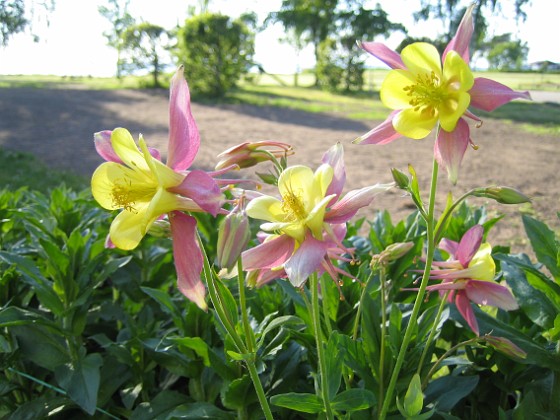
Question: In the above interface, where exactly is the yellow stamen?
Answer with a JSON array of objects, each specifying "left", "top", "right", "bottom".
[
  {"left": 403, "top": 71, "right": 447, "bottom": 115},
  {"left": 111, "top": 177, "right": 156, "bottom": 213},
  {"left": 281, "top": 189, "right": 306, "bottom": 222}
]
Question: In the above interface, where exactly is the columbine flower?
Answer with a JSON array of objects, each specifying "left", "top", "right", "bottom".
[
  {"left": 215, "top": 141, "right": 294, "bottom": 170},
  {"left": 91, "top": 66, "right": 222, "bottom": 310},
  {"left": 425, "top": 225, "right": 518, "bottom": 335},
  {"left": 242, "top": 143, "right": 392, "bottom": 287},
  {"left": 355, "top": 4, "right": 531, "bottom": 183}
]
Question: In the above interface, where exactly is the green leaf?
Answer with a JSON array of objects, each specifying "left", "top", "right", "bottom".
[
  {"left": 172, "top": 337, "right": 211, "bottom": 367},
  {"left": 325, "top": 332, "right": 343, "bottom": 400},
  {"left": 270, "top": 392, "right": 324, "bottom": 413},
  {"left": 141, "top": 286, "right": 185, "bottom": 330},
  {"left": 131, "top": 390, "right": 190, "bottom": 420},
  {"left": 55, "top": 352, "right": 102, "bottom": 415},
  {"left": 0, "top": 251, "right": 64, "bottom": 315},
  {"left": 522, "top": 215, "right": 559, "bottom": 280},
  {"left": 10, "top": 324, "right": 70, "bottom": 370},
  {"left": 498, "top": 256, "right": 559, "bottom": 328},
  {"left": 424, "top": 375, "right": 479, "bottom": 412},
  {"left": 221, "top": 375, "right": 252, "bottom": 410},
  {"left": 213, "top": 276, "right": 239, "bottom": 327},
  {"left": 331, "top": 389, "right": 375, "bottom": 412},
  {"left": 403, "top": 373, "right": 423, "bottom": 417},
  {"left": 169, "top": 402, "right": 235, "bottom": 419}
]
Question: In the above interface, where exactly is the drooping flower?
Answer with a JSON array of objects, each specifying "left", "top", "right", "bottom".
[
  {"left": 242, "top": 143, "right": 392, "bottom": 287},
  {"left": 424, "top": 225, "right": 518, "bottom": 335},
  {"left": 91, "top": 66, "right": 222, "bottom": 310},
  {"left": 355, "top": 4, "right": 531, "bottom": 183},
  {"left": 215, "top": 141, "right": 294, "bottom": 170}
]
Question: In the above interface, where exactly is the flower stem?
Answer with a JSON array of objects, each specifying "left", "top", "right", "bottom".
[
  {"left": 198, "top": 234, "right": 273, "bottom": 420},
  {"left": 378, "top": 158, "right": 439, "bottom": 419},
  {"left": 237, "top": 259, "right": 256, "bottom": 352},
  {"left": 416, "top": 291, "right": 449, "bottom": 376},
  {"left": 310, "top": 272, "right": 334, "bottom": 419},
  {"left": 378, "top": 266, "right": 388, "bottom": 410}
]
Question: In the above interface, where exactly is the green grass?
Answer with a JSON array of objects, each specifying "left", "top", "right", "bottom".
[
  {"left": 0, "top": 74, "right": 168, "bottom": 90},
  {"left": 0, "top": 148, "right": 88, "bottom": 193}
]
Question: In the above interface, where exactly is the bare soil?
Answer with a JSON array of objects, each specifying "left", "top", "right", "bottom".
[{"left": 1, "top": 87, "right": 558, "bottom": 253}]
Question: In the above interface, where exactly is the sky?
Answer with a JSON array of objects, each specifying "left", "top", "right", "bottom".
[{"left": 0, "top": 0, "right": 559, "bottom": 77}]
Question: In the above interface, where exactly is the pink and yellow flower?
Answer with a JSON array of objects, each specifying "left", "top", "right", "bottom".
[
  {"left": 242, "top": 143, "right": 392, "bottom": 287},
  {"left": 355, "top": 5, "right": 531, "bottom": 183},
  {"left": 425, "top": 225, "right": 518, "bottom": 335},
  {"left": 91, "top": 66, "right": 222, "bottom": 310}
]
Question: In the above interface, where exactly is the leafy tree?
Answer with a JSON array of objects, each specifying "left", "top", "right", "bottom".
[
  {"left": 175, "top": 13, "right": 255, "bottom": 97},
  {"left": 316, "top": 3, "right": 404, "bottom": 91},
  {"left": 414, "top": 0, "right": 530, "bottom": 52},
  {"left": 266, "top": 0, "right": 338, "bottom": 84},
  {"left": 98, "top": 0, "right": 135, "bottom": 78},
  {"left": 121, "top": 22, "right": 169, "bottom": 87},
  {"left": 484, "top": 33, "right": 528, "bottom": 71},
  {"left": 0, "top": 0, "right": 54, "bottom": 46}
]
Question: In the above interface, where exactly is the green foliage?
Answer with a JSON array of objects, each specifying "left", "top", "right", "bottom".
[
  {"left": 0, "top": 0, "right": 54, "bottom": 46},
  {"left": 175, "top": 13, "right": 255, "bottom": 97},
  {"left": 484, "top": 33, "right": 528, "bottom": 71},
  {"left": 121, "top": 22, "right": 169, "bottom": 87}
]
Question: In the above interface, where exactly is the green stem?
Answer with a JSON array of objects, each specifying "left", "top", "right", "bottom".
[
  {"left": 198, "top": 234, "right": 273, "bottom": 420},
  {"left": 421, "top": 337, "right": 483, "bottom": 389},
  {"left": 352, "top": 270, "right": 375, "bottom": 341},
  {"left": 416, "top": 291, "right": 450, "bottom": 376},
  {"left": 319, "top": 275, "right": 333, "bottom": 336},
  {"left": 310, "top": 272, "right": 334, "bottom": 419},
  {"left": 378, "top": 267, "right": 388, "bottom": 409},
  {"left": 237, "top": 259, "right": 256, "bottom": 352},
  {"left": 378, "top": 158, "right": 439, "bottom": 420},
  {"left": 433, "top": 189, "right": 476, "bottom": 244}
]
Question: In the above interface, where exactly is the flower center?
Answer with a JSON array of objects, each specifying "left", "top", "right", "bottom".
[
  {"left": 403, "top": 71, "right": 447, "bottom": 116},
  {"left": 112, "top": 178, "right": 156, "bottom": 213},
  {"left": 281, "top": 190, "right": 307, "bottom": 222}
]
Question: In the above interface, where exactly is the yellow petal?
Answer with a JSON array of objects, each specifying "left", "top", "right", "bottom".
[
  {"left": 138, "top": 136, "right": 184, "bottom": 188},
  {"left": 443, "top": 50, "right": 474, "bottom": 92},
  {"left": 306, "top": 194, "right": 336, "bottom": 239},
  {"left": 246, "top": 195, "right": 284, "bottom": 222},
  {"left": 143, "top": 188, "right": 189, "bottom": 234},
  {"left": 109, "top": 202, "right": 151, "bottom": 250},
  {"left": 313, "top": 164, "right": 334, "bottom": 200},
  {"left": 392, "top": 108, "right": 437, "bottom": 139},
  {"left": 468, "top": 243, "right": 496, "bottom": 281},
  {"left": 439, "top": 91, "right": 471, "bottom": 132},
  {"left": 400, "top": 42, "right": 442, "bottom": 77},
  {"left": 111, "top": 128, "right": 150, "bottom": 172},
  {"left": 380, "top": 69, "right": 417, "bottom": 110},
  {"left": 278, "top": 166, "right": 315, "bottom": 201}
]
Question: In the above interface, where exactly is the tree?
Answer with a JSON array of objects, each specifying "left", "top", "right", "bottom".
[
  {"left": 413, "top": 0, "right": 531, "bottom": 53},
  {"left": 175, "top": 13, "right": 255, "bottom": 97},
  {"left": 316, "top": 3, "right": 404, "bottom": 91},
  {"left": 121, "top": 22, "right": 169, "bottom": 87},
  {"left": 0, "top": 0, "right": 55, "bottom": 46},
  {"left": 98, "top": 0, "right": 135, "bottom": 78},
  {"left": 484, "top": 33, "right": 528, "bottom": 71},
  {"left": 266, "top": 0, "right": 338, "bottom": 84}
]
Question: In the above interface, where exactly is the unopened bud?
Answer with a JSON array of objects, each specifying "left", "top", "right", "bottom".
[
  {"left": 217, "top": 210, "right": 251, "bottom": 271},
  {"left": 472, "top": 186, "right": 531, "bottom": 205},
  {"left": 215, "top": 141, "right": 294, "bottom": 170},
  {"left": 383, "top": 242, "right": 414, "bottom": 261},
  {"left": 391, "top": 167, "right": 410, "bottom": 189},
  {"left": 484, "top": 335, "right": 527, "bottom": 359},
  {"left": 147, "top": 219, "right": 171, "bottom": 238}
]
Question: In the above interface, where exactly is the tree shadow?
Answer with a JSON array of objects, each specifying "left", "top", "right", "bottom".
[{"left": 477, "top": 101, "right": 560, "bottom": 127}]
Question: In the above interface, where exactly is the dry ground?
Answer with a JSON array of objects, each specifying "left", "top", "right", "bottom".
[{"left": 1, "top": 87, "right": 558, "bottom": 252}]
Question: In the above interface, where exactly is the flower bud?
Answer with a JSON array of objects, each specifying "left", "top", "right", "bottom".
[
  {"left": 215, "top": 141, "right": 294, "bottom": 170},
  {"left": 484, "top": 335, "right": 527, "bottom": 359},
  {"left": 372, "top": 241, "right": 414, "bottom": 268},
  {"left": 472, "top": 186, "right": 531, "bottom": 205},
  {"left": 391, "top": 167, "right": 410, "bottom": 189},
  {"left": 147, "top": 219, "right": 171, "bottom": 238},
  {"left": 217, "top": 210, "right": 251, "bottom": 271}
]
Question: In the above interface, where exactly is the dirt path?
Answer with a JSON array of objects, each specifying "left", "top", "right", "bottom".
[{"left": 1, "top": 87, "right": 558, "bottom": 252}]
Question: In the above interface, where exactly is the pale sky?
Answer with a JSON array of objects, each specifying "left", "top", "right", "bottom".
[{"left": 0, "top": 0, "right": 558, "bottom": 77}]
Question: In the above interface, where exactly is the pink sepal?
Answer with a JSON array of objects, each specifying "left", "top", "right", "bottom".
[
  {"left": 325, "top": 184, "right": 391, "bottom": 224},
  {"left": 465, "top": 280, "right": 519, "bottom": 311},
  {"left": 443, "top": 4, "right": 474, "bottom": 62},
  {"left": 170, "top": 211, "right": 207, "bottom": 311},
  {"left": 353, "top": 111, "right": 402, "bottom": 145},
  {"left": 284, "top": 233, "right": 329, "bottom": 288},
  {"left": 167, "top": 66, "right": 200, "bottom": 171},
  {"left": 169, "top": 170, "right": 222, "bottom": 216},
  {"left": 455, "top": 292, "right": 479, "bottom": 335},
  {"left": 434, "top": 118, "right": 470, "bottom": 184},
  {"left": 322, "top": 143, "right": 346, "bottom": 202},
  {"left": 456, "top": 225, "right": 484, "bottom": 267},
  {"left": 470, "top": 78, "right": 531, "bottom": 112},
  {"left": 242, "top": 234, "right": 295, "bottom": 270},
  {"left": 359, "top": 42, "right": 406, "bottom": 70}
]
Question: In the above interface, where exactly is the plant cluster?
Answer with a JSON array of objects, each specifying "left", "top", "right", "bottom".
[{"left": 1, "top": 5, "right": 559, "bottom": 420}]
